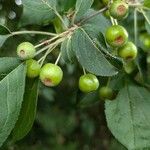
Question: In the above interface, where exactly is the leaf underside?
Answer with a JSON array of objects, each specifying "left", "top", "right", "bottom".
[{"left": 71, "top": 28, "right": 118, "bottom": 76}]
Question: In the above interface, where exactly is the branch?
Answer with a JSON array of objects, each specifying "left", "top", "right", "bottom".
[{"left": 77, "top": 6, "right": 108, "bottom": 25}]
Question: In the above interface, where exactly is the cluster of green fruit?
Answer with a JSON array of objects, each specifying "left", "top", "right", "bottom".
[
  {"left": 106, "top": 25, "right": 137, "bottom": 60},
  {"left": 16, "top": 42, "right": 114, "bottom": 100},
  {"left": 103, "top": 0, "right": 138, "bottom": 61},
  {"left": 15, "top": 0, "right": 141, "bottom": 101},
  {"left": 17, "top": 42, "right": 63, "bottom": 87}
]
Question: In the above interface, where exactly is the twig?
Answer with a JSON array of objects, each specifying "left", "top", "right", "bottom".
[
  {"left": 78, "top": 6, "right": 108, "bottom": 25},
  {"left": 11, "top": 30, "right": 56, "bottom": 36},
  {"left": 134, "top": 8, "right": 138, "bottom": 45},
  {"left": 55, "top": 52, "right": 61, "bottom": 65}
]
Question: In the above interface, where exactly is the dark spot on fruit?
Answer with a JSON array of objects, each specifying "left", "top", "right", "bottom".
[
  {"left": 125, "top": 55, "right": 134, "bottom": 60},
  {"left": 117, "top": 5, "right": 126, "bottom": 15},
  {"left": 20, "top": 50, "right": 25, "bottom": 56},
  {"left": 43, "top": 78, "right": 53, "bottom": 86},
  {"left": 115, "top": 36, "right": 124, "bottom": 45}
]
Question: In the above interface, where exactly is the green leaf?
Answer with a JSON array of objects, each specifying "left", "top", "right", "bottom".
[
  {"left": 20, "top": 0, "right": 57, "bottom": 26},
  {"left": 0, "top": 57, "right": 21, "bottom": 80},
  {"left": 71, "top": 28, "right": 118, "bottom": 76},
  {"left": 145, "top": 21, "right": 150, "bottom": 34},
  {"left": 0, "top": 35, "right": 10, "bottom": 48},
  {"left": 61, "top": 37, "right": 75, "bottom": 63},
  {"left": 57, "top": 0, "right": 76, "bottom": 12},
  {"left": 82, "top": 9, "right": 111, "bottom": 36},
  {"left": 0, "top": 24, "right": 11, "bottom": 35},
  {"left": 0, "top": 25, "right": 11, "bottom": 48},
  {"left": 105, "top": 85, "right": 150, "bottom": 150},
  {"left": 0, "top": 63, "right": 26, "bottom": 147},
  {"left": 73, "top": 0, "right": 94, "bottom": 22},
  {"left": 96, "top": 33, "right": 123, "bottom": 70},
  {"left": 12, "top": 78, "right": 39, "bottom": 141}
]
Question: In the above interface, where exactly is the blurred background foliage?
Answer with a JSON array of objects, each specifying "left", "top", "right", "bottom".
[{"left": 0, "top": 0, "right": 135, "bottom": 149}]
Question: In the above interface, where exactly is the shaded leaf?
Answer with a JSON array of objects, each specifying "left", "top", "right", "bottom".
[
  {"left": 105, "top": 85, "right": 150, "bottom": 150},
  {"left": 20, "top": 0, "right": 57, "bottom": 26},
  {"left": 74, "top": 0, "right": 94, "bottom": 22},
  {"left": 82, "top": 9, "right": 111, "bottom": 36},
  {"left": 0, "top": 63, "right": 26, "bottom": 147},
  {"left": 0, "top": 35, "right": 10, "bottom": 48},
  {"left": 61, "top": 37, "right": 75, "bottom": 63},
  {"left": 0, "top": 24, "right": 11, "bottom": 35},
  {"left": 71, "top": 28, "right": 118, "bottom": 76},
  {"left": 12, "top": 78, "right": 39, "bottom": 141},
  {"left": 0, "top": 57, "right": 21, "bottom": 80}
]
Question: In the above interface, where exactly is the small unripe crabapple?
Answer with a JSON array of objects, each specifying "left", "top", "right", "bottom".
[{"left": 40, "top": 63, "right": 63, "bottom": 87}]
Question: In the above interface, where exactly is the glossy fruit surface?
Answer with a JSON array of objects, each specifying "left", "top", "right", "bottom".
[
  {"left": 40, "top": 63, "right": 63, "bottom": 87},
  {"left": 79, "top": 74, "right": 99, "bottom": 93},
  {"left": 118, "top": 41, "right": 138, "bottom": 60},
  {"left": 99, "top": 86, "right": 114, "bottom": 100},
  {"left": 17, "top": 42, "right": 36, "bottom": 60},
  {"left": 140, "top": 33, "right": 150, "bottom": 52},
  {"left": 26, "top": 59, "right": 41, "bottom": 78},
  {"left": 105, "top": 25, "right": 128, "bottom": 47},
  {"left": 109, "top": 0, "right": 129, "bottom": 19}
]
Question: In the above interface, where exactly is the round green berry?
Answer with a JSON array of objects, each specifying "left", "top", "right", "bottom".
[
  {"left": 17, "top": 42, "right": 36, "bottom": 60},
  {"left": 124, "top": 61, "right": 135, "bottom": 74},
  {"left": 109, "top": 0, "right": 129, "bottom": 19},
  {"left": 26, "top": 59, "right": 41, "bottom": 78},
  {"left": 99, "top": 86, "right": 114, "bottom": 100},
  {"left": 118, "top": 41, "right": 138, "bottom": 60},
  {"left": 79, "top": 74, "right": 99, "bottom": 93},
  {"left": 140, "top": 33, "right": 150, "bottom": 52},
  {"left": 40, "top": 63, "right": 63, "bottom": 87},
  {"left": 105, "top": 25, "right": 128, "bottom": 47}
]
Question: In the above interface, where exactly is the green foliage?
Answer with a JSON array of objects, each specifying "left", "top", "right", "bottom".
[
  {"left": 0, "top": 58, "right": 26, "bottom": 146},
  {"left": 0, "top": 0, "right": 150, "bottom": 149},
  {"left": 72, "top": 28, "right": 118, "bottom": 76},
  {"left": 105, "top": 85, "right": 150, "bottom": 150},
  {"left": 73, "top": 0, "right": 94, "bottom": 22},
  {"left": 12, "top": 78, "right": 39, "bottom": 141},
  {"left": 20, "top": 0, "right": 57, "bottom": 26}
]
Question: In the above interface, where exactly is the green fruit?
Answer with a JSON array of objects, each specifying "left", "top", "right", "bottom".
[
  {"left": 40, "top": 63, "right": 63, "bottom": 87},
  {"left": 17, "top": 42, "right": 36, "bottom": 60},
  {"left": 99, "top": 86, "right": 114, "bottom": 100},
  {"left": 124, "top": 61, "right": 135, "bottom": 74},
  {"left": 26, "top": 59, "right": 41, "bottom": 78},
  {"left": 109, "top": 0, "right": 129, "bottom": 19},
  {"left": 79, "top": 74, "right": 99, "bottom": 93},
  {"left": 105, "top": 25, "right": 128, "bottom": 47},
  {"left": 140, "top": 33, "right": 150, "bottom": 52},
  {"left": 118, "top": 41, "right": 138, "bottom": 60}
]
